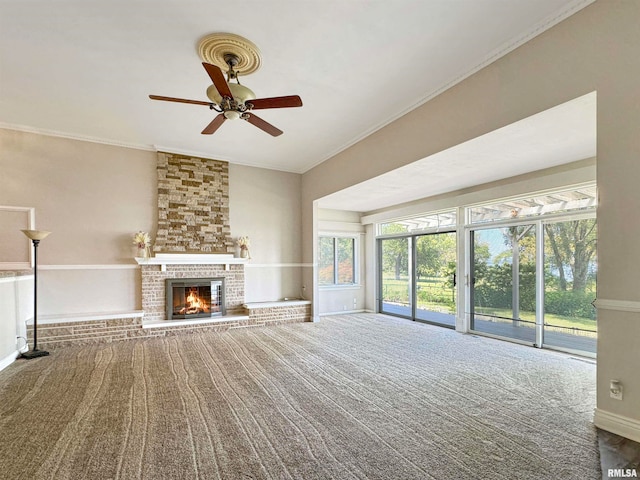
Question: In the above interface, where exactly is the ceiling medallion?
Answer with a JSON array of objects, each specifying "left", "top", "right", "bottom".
[{"left": 197, "top": 33, "right": 262, "bottom": 76}]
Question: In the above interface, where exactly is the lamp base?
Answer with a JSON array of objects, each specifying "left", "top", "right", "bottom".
[{"left": 19, "top": 349, "right": 50, "bottom": 359}]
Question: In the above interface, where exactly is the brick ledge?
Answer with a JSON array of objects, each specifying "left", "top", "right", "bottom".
[
  {"left": 244, "top": 300, "right": 311, "bottom": 309},
  {"left": 38, "top": 310, "right": 144, "bottom": 325},
  {"left": 142, "top": 314, "right": 250, "bottom": 329}
]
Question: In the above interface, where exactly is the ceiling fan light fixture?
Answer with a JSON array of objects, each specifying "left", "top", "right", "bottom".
[
  {"left": 206, "top": 83, "right": 256, "bottom": 106},
  {"left": 150, "top": 38, "right": 302, "bottom": 136},
  {"left": 223, "top": 110, "right": 241, "bottom": 121}
]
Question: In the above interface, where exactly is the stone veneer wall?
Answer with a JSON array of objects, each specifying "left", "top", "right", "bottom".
[
  {"left": 141, "top": 264, "right": 245, "bottom": 323},
  {"left": 154, "top": 152, "right": 233, "bottom": 253}
]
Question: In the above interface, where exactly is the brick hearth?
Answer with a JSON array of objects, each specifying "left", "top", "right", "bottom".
[{"left": 30, "top": 300, "right": 311, "bottom": 350}]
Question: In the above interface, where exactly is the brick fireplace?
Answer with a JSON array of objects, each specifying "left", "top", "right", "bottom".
[
  {"left": 140, "top": 257, "right": 245, "bottom": 324},
  {"left": 25, "top": 152, "right": 310, "bottom": 351},
  {"left": 136, "top": 152, "right": 248, "bottom": 324}
]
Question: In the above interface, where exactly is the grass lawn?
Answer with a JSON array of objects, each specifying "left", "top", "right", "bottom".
[
  {"left": 475, "top": 307, "right": 596, "bottom": 332},
  {"left": 382, "top": 276, "right": 596, "bottom": 332}
]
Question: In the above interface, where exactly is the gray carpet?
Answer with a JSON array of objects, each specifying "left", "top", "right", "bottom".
[{"left": 0, "top": 314, "right": 600, "bottom": 479}]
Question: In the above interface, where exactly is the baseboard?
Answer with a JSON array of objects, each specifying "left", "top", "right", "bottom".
[
  {"left": 594, "top": 408, "right": 640, "bottom": 443},
  {"left": 0, "top": 351, "right": 19, "bottom": 373}
]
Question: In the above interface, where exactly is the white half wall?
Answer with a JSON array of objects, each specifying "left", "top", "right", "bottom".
[{"left": 0, "top": 274, "right": 32, "bottom": 369}]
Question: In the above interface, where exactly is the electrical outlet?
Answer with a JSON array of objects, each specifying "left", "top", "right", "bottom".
[{"left": 610, "top": 380, "right": 623, "bottom": 400}]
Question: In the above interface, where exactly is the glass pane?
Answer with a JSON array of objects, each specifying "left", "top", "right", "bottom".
[
  {"left": 471, "top": 226, "right": 537, "bottom": 343},
  {"left": 380, "top": 237, "right": 411, "bottom": 317},
  {"left": 379, "top": 222, "right": 411, "bottom": 235},
  {"left": 318, "top": 237, "right": 335, "bottom": 285},
  {"left": 469, "top": 185, "right": 596, "bottom": 224},
  {"left": 415, "top": 233, "right": 457, "bottom": 327},
  {"left": 337, "top": 237, "right": 355, "bottom": 284},
  {"left": 379, "top": 210, "right": 456, "bottom": 235},
  {"left": 543, "top": 219, "right": 597, "bottom": 353}
]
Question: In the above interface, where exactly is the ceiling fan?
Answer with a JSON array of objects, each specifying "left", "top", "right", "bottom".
[{"left": 149, "top": 54, "right": 302, "bottom": 137}]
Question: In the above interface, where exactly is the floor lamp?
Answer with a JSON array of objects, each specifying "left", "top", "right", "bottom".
[{"left": 20, "top": 229, "right": 51, "bottom": 359}]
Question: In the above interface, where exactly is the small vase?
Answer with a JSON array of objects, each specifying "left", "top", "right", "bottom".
[
  {"left": 240, "top": 248, "right": 249, "bottom": 258},
  {"left": 137, "top": 246, "right": 149, "bottom": 258}
]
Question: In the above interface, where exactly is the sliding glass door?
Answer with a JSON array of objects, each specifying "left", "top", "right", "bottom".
[
  {"left": 380, "top": 237, "right": 412, "bottom": 317},
  {"left": 470, "top": 218, "right": 597, "bottom": 354},
  {"left": 375, "top": 185, "right": 597, "bottom": 354},
  {"left": 542, "top": 219, "right": 597, "bottom": 353},
  {"left": 470, "top": 226, "right": 537, "bottom": 344},
  {"left": 414, "top": 233, "right": 457, "bottom": 327},
  {"left": 379, "top": 232, "right": 457, "bottom": 327}
]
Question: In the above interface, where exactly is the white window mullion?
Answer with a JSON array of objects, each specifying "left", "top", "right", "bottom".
[
  {"left": 333, "top": 237, "right": 339, "bottom": 285},
  {"left": 535, "top": 220, "right": 544, "bottom": 348}
]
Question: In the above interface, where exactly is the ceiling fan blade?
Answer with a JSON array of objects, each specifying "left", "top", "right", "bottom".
[
  {"left": 202, "top": 62, "right": 233, "bottom": 99},
  {"left": 201, "top": 114, "right": 226, "bottom": 135},
  {"left": 149, "top": 95, "right": 212, "bottom": 106},
  {"left": 247, "top": 95, "right": 303, "bottom": 110},
  {"left": 245, "top": 113, "right": 283, "bottom": 137}
]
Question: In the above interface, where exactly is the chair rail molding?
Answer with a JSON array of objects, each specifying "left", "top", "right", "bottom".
[{"left": 594, "top": 298, "right": 640, "bottom": 313}]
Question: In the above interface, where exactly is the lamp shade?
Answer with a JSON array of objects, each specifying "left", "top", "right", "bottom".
[{"left": 21, "top": 230, "right": 51, "bottom": 241}]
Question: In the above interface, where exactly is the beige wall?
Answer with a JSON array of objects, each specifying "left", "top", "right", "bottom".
[
  {"left": 0, "top": 129, "right": 304, "bottom": 317},
  {"left": 1, "top": 130, "right": 158, "bottom": 264},
  {"left": 1, "top": 129, "right": 156, "bottom": 315},
  {"left": 317, "top": 208, "right": 366, "bottom": 315},
  {"left": 302, "top": 0, "right": 640, "bottom": 439},
  {"left": 218, "top": 163, "right": 303, "bottom": 302}
]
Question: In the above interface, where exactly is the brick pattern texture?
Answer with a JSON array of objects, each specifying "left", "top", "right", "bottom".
[
  {"left": 248, "top": 304, "right": 312, "bottom": 326},
  {"left": 141, "top": 264, "right": 245, "bottom": 323},
  {"left": 154, "top": 152, "right": 233, "bottom": 253},
  {"left": 29, "top": 304, "right": 311, "bottom": 350},
  {"left": 29, "top": 316, "right": 246, "bottom": 351}
]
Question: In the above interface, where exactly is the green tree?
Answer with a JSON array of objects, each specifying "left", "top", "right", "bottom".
[
  {"left": 318, "top": 237, "right": 335, "bottom": 284},
  {"left": 415, "top": 233, "right": 456, "bottom": 280},
  {"left": 544, "top": 219, "right": 596, "bottom": 292},
  {"left": 380, "top": 225, "right": 410, "bottom": 280}
]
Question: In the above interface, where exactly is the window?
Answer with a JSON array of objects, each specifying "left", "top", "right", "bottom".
[
  {"left": 378, "top": 210, "right": 456, "bottom": 235},
  {"left": 319, "top": 236, "right": 356, "bottom": 285},
  {"left": 374, "top": 183, "right": 597, "bottom": 355},
  {"left": 468, "top": 185, "right": 596, "bottom": 224}
]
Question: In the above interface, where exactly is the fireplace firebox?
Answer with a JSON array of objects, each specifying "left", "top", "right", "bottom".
[{"left": 166, "top": 278, "right": 226, "bottom": 320}]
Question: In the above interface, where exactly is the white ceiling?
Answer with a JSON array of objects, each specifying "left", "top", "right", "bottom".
[
  {"left": 0, "top": 0, "right": 594, "bottom": 175},
  {"left": 318, "top": 91, "right": 597, "bottom": 212}
]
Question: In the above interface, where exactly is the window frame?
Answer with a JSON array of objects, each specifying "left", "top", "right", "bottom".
[{"left": 318, "top": 234, "right": 359, "bottom": 287}]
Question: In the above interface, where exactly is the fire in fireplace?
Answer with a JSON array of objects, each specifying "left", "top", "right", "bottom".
[{"left": 166, "top": 278, "right": 225, "bottom": 320}]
